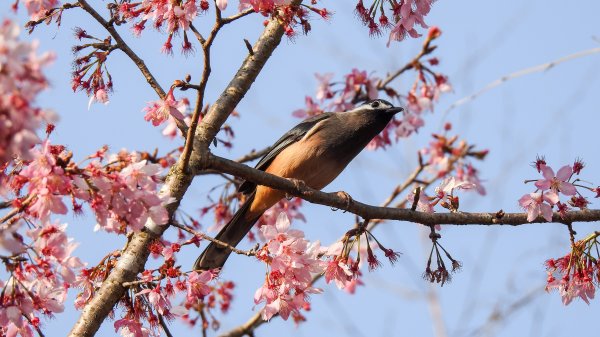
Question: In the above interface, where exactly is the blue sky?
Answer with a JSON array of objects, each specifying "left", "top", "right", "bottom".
[{"left": 6, "top": 0, "right": 600, "bottom": 336}]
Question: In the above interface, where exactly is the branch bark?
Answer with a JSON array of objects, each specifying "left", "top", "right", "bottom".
[
  {"left": 207, "top": 154, "right": 600, "bottom": 226},
  {"left": 67, "top": 5, "right": 299, "bottom": 335}
]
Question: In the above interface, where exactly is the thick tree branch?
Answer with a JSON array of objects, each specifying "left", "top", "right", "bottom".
[
  {"left": 190, "top": 1, "right": 302, "bottom": 162},
  {"left": 207, "top": 154, "right": 600, "bottom": 226},
  {"left": 67, "top": 6, "right": 300, "bottom": 336}
]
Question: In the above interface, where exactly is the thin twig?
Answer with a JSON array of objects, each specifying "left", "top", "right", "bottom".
[
  {"left": 0, "top": 195, "right": 34, "bottom": 227},
  {"left": 182, "top": 8, "right": 226, "bottom": 172},
  {"left": 221, "top": 8, "right": 255, "bottom": 24},
  {"left": 172, "top": 221, "right": 255, "bottom": 257},
  {"left": 235, "top": 146, "right": 272, "bottom": 163},
  {"left": 443, "top": 47, "right": 600, "bottom": 116},
  {"left": 76, "top": 0, "right": 187, "bottom": 136},
  {"left": 379, "top": 32, "right": 438, "bottom": 89},
  {"left": 158, "top": 314, "right": 174, "bottom": 337}
]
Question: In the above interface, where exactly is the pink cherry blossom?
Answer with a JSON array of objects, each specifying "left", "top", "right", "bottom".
[
  {"left": 87, "top": 88, "right": 110, "bottom": 109},
  {"left": 324, "top": 259, "right": 354, "bottom": 289},
  {"left": 254, "top": 213, "right": 326, "bottom": 321},
  {"left": 143, "top": 89, "right": 188, "bottom": 126},
  {"left": 186, "top": 270, "right": 213, "bottom": 303},
  {"left": 0, "top": 20, "right": 55, "bottom": 163},
  {"left": 519, "top": 191, "right": 559, "bottom": 222},
  {"left": 22, "top": 0, "right": 60, "bottom": 20},
  {"left": 535, "top": 164, "right": 577, "bottom": 196},
  {"left": 136, "top": 287, "right": 171, "bottom": 315}
]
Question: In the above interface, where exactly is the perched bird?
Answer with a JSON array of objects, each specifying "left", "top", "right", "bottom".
[{"left": 194, "top": 99, "right": 403, "bottom": 271}]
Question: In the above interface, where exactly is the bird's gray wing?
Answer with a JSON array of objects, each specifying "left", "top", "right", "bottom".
[{"left": 238, "top": 113, "right": 334, "bottom": 194}]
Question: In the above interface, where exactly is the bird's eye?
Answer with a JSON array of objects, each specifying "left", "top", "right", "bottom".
[{"left": 371, "top": 101, "right": 380, "bottom": 108}]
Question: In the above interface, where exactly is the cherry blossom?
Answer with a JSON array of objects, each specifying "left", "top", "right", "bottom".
[
  {"left": 21, "top": 0, "right": 60, "bottom": 20},
  {"left": 254, "top": 213, "right": 325, "bottom": 321},
  {"left": 518, "top": 191, "right": 559, "bottom": 222},
  {"left": 520, "top": 159, "right": 596, "bottom": 222},
  {"left": 535, "top": 164, "right": 577, "bottom": 196},
  {"left": 143, "top": 88, "right": 188, "bottom": 126},
  {"left": 0, "top": 20, "right": 55, "bottom": 163},
  {"left": 545, "top": 233, "right": 600, "bottom": 305},
  {"left": 355, "top": 0, "right": 434, "bottom": 45},
  {"left": 292, "top": 29, "right": 450, "bottom": 150}
]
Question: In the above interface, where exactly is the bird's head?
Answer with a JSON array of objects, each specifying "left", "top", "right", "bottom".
[{"left": 351, "top": 99, "right": 404, "bottom": 116}]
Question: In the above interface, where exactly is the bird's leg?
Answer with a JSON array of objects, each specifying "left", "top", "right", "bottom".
[
  {"left": 286, "top": 178, "right": 308, "bottom": 200},
  {"left": 331, "top": 191, "right": 353, "bottom": 213}
]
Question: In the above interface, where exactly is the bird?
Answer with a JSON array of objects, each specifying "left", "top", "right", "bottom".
[{"left": 194, "top": 99, "right": 404, "bottom": 271}]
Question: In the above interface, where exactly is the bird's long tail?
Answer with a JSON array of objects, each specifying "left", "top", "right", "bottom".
[{"left": 193, "top": 191, "right": 260, "bottom": 271}]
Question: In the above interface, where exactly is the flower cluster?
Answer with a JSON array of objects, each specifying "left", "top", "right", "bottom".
[
  {"left": 422, "top": 228, "right": 461, "bottom": 286},
  {"left": 112, "top": 269, "right": 235, "bottom": 336},
  {"left": 519, "top": 158, "right": 596, "bottom": 222},
  {"left": 545, "top": 232, "right": 600, "bottom": 305},
  {"left": 254, "top": 213, "right": 325, "bottom": 322},
  {"left": 355, "top": 0, "right": 435, "bottom": 45},
  {"left": 143, "top": 88, "right": 189, "bottom": 127},
  {"left": 115, "top": 0, "right": 202, "bottom": 54},
  {"left": 240, "top": 1, "right": 331, "bottom": 38},
  {"left": 0, "top": 220, "right": 84, "bottom": 337},
  {"left": 324, "top": 221, "right": 400, "bottom": 291},
  {"left": 0, "top": 20, "right": 55, "bottom": 165},
  {"left": 15, "top": 0, "right": 60, "bottom": 21},
  {"left": 70, "top": 28, "right": 114, "bottom": 108},
  {"left": 255, "top": 198, "right": 305, "bottom": 240},
  {"left": 408, "top": 128, "right": 487, "bottom": 219},
  {"left": 6, "top": 141, "right": 171, "bottom": 234},
  {"left": 75, "top": 230, "right": 234, "bottom": 336},
  {"left": 293, "top": 28, "right": 450, "bottom": 150}
]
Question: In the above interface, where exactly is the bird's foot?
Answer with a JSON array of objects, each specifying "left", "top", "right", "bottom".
[
  {"left": 332, "top": 191, "right": 353, "bottom": 213},
  {"left": 286, "top": 178, "right": 307, "bottom": 200}
]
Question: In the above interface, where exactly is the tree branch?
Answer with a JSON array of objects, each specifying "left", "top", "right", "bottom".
[
  {"left": 219, "top": 163, "right": 434, "bottom": 337},
  {"left": 207, "top": 154, "right": 600, "bottom": 226},
  {"left": 76, "top": 0, "right": 187, "bottom": 135},
  {"left": 443, "top": 46, "right": 600, "bottom": 116},
  {"left": 67, "top": 5, "right": 300, "bottom": 336},
  {"left": 190, "top": 1, "right": 302, "bottom": 162},
  {"left": 171, "top": 221, "right": 255, "bottom": 258}
]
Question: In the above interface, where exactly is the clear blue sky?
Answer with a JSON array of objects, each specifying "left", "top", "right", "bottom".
[{"left": 6, "top": 0, "right": 600, "bottom": 336}]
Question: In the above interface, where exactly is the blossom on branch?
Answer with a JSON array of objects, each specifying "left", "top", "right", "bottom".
[
  {"left": 519, "top": 159, "right": 596, "bottom": 222},
  {"left": 354, "top": 0, "right": 435, "bottom": 45},
  {"left": 0, "top": 20, "right": 55, "bottom": 164},
  {"left": 254, "top": 213, "right": 325, "bottom": 321}
]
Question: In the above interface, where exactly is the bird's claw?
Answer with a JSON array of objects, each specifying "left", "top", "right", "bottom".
[
  {"left": 333, "top": 191, "right": 353, "bottom": 213},
  {"left": 286, "top": 178, "right": 307, "bottom": 200}
]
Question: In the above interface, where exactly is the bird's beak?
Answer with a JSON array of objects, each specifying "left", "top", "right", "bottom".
[{"left": 385, "top": 107, "right": 404, "bottom": 115}]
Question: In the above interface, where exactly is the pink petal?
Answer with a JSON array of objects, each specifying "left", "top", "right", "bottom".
[
  {"left": 556, "top": 165, "right": 573, "bottom": 181},
  {"left": 275, "top": 212, "right": 290, "bottom": 233},
  {"left": 540, "top": 203, "right": 553, "bottom": 222},
  {"left": 544, "top": 191, "right": 560, "bottom": 205},
  {"left": 526, "top": 204, "right": 539, "bottom": 222},
  {"left": 535, "top": 180, "right": 551, "bottom": 191},
  {"left": 518, "top": 194, "right": 532, "bottom": 207},
  {"left": 559, "top": 182, "right": 577, "bottom": 196},
  {"left": 540, "top": 165, "right": 555, "bottom": 180}
]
